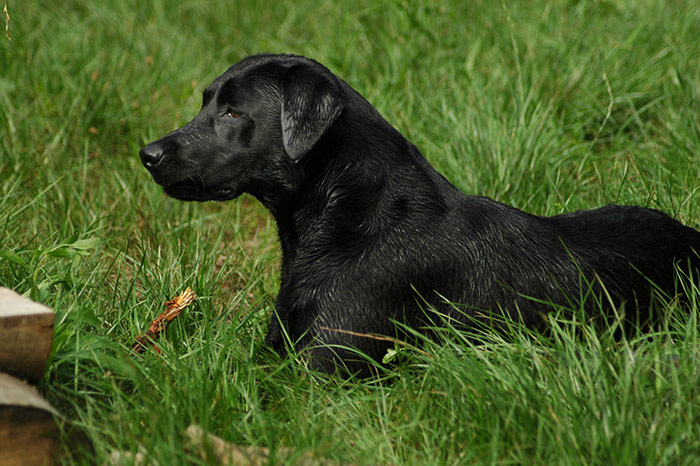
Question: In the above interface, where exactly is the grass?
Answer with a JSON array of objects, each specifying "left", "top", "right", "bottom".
[{"left": 2, "top": 0, "right": 700, "bottom": 463}]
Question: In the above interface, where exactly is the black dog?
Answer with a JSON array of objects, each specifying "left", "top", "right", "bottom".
[{"left": 141, "top": 54, "right": 700, "bottom": 375}]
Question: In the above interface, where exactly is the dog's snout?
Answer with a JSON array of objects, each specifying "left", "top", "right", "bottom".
[{"left": 140, "top": 143, "right": 165, "bottom": 169}]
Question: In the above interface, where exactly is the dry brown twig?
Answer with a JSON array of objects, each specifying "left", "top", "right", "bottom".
[
  {"left": 319, "top": 326, "right": 432, "bottom": 358},
  {"left": 131, "top": 287, "right": 195, "bottom": 354},
  {"left": 183, "top": 425, "right": 337, "bottom": 466}
]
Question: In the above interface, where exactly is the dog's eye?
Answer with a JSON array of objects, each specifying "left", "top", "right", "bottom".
[{"left": 225, "top": 111, "right": 241, "bottom": 118}]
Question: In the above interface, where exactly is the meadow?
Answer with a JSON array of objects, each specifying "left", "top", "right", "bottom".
[{"left": 2, "top": 0, "right": 700, "bottom": 463}]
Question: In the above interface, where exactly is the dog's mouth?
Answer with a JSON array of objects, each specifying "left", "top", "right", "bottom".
[
  {"left": 162, "top": 179, "right": 205, "bottom": 201},
  {"left": 162, "top": 179, "right": 239, "bottom": 202}
]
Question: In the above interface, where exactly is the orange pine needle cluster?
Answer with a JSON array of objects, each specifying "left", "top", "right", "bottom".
[{"left": 132, "top": 287, "right": 195, "bottom": 353}]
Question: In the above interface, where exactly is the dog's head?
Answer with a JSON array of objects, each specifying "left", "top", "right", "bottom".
[{"left": 140, "top": 54, "right": 345, "bottom": 202}]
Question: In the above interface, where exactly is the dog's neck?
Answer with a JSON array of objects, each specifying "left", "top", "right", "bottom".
[{"left": 263, "top": 121, "right": 453, "bottom": 271}]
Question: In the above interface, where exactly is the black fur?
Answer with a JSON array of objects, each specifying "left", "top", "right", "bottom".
[{"left": 140, "top": 54, "right": 700, "bottom": 375}]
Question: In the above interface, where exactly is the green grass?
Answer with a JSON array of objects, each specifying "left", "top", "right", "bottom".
[{"left": 2, "top": 0, "right": 700, "bottom": 463}]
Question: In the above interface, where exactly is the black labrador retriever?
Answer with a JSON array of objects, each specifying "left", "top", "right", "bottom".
[{"left": 141, "top": 54, "right": 700, "bottom": 375}]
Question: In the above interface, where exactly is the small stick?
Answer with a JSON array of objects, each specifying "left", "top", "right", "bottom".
[
  {"left": 131, "top": 287, "right": 195, "bottom": 353},
  {"left": 319, "top": 326, "right": 432, "bottom": 358}
]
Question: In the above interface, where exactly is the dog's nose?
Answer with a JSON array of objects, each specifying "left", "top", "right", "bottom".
[{"left": 140, "top": 144, "right": 164, "bottom": 169}]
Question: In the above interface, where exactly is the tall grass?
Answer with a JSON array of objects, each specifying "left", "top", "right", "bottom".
[{"left": 2, "top": 0, "right": 700, "bottom": 463}]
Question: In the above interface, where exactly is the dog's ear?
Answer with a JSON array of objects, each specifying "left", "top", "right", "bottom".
[{"left": 281, "top": 64, "right": 344, "bottom": 161}]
